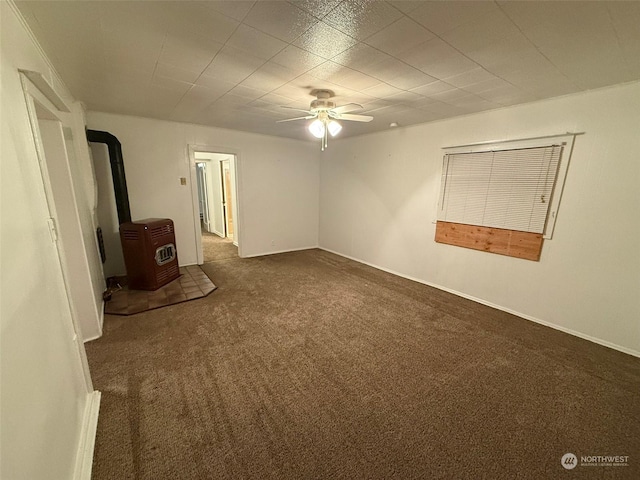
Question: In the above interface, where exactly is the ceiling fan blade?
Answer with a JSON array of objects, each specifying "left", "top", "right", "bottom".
[
  {"left": 332, "top": 103, "right": 363, "bottom": 114},
  {"left": 336, "top": 113, "right": 373, "bottom": 122},
  {"left": 279, "top": 106, "right": 313, "bottom": 114},
  {"left": 276, "top": 115, "right": 315, "bottom": 123}
]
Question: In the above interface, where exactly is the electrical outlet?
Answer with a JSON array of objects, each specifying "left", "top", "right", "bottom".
[
  {"left": 180, "top": 177, "right": 187, "bottom": 185},
  {"left": 271, "top": 240, "right": 275, "bottom": 247}
]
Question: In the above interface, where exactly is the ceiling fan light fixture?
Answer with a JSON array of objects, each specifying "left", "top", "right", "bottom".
[
  {"left": 328, "top": 120, "right": 342, "bottom": 136},
  {"left": 308, "top": 119, "right": 325, "bottom": 138}
]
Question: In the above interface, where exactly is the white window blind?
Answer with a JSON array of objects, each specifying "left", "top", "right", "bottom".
[{"left": 438, "top": 145, "right": 564, "bottom": 234}]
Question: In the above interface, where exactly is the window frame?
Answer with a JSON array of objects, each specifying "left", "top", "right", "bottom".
[{"left": 438, "top": 134, "right": 576, "bottom": 240}]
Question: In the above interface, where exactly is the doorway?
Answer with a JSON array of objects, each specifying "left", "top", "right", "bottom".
[
  {"left": 21, "top": 72, "right": 95, "bottom": 387},
  {"left": 191, "top": 150, "right": 240, "bottom": 263}
]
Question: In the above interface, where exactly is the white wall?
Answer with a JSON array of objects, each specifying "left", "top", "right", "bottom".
[
  {"left": 1, "top": 2, "right": 99, "bottom": 479},
  {"left": 86, "top": 112, "right": 320, "bottom": 261},
  {"left": 90, "top": 142, "right": 127, "bottom": 278},
  {"left": 320, "top": 82, "right": 640, "bottom": 356}
]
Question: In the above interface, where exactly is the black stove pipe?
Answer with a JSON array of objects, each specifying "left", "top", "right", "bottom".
[{"left": 86, "top": 129, "right": 131, "bottom": 224}]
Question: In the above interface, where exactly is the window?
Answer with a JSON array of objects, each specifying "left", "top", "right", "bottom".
[{"left": 435, "top": 134, "right": 575, "bottom": 260}]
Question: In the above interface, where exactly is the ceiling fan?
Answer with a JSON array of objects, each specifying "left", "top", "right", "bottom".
[{"left": 277, "top": 90, "right": 373, "bottom": 151}]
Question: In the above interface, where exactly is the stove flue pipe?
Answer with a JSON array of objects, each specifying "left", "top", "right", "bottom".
[{"left": 86, "top": 129, "right": 131, "bottom": 224}]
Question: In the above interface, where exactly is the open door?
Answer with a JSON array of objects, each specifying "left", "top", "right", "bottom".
[
  {"left": 207, "top": 159, "right": 225, "bottom": 237},
  {"left": 222, "top": 160, "right": 234, "bottom": 239},
  {"left": 196, "top": 163, "right": 212, "bottom": 233}
]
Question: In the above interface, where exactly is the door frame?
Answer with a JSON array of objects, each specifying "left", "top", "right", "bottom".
[
  {"left": 188, "top": 145, "right": 242, "bottom": 263},
  {"left": 197, "top": 156, "right": 225, "bottom": 238},
  {"left": 20, "top": 72, "right": 94, "bottom": 391}
]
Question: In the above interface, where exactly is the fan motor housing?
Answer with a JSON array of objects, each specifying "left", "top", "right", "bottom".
[{"left": 310, "top": 98, "right": 336, "bottom": 112}]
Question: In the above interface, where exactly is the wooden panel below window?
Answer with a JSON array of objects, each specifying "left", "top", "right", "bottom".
[{"left": 435, "top": 221, "right": 543, "bottom": 261}]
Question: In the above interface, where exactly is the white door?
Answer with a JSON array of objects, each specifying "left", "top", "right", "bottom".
[
  {"left": 38, "top": 117, "right": 101, "bottom": 343},
  {"left": 196, "top": 163, "right": 212, "bottom": 232},
  {"left": 206, "top": 159, "right": 225, "bottom": 237}
]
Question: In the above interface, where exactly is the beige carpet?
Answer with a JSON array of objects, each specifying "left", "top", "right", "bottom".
[
  {"left": 86, "top": 249, "right": 640, "bottom": 480},
  {"left": 202, "top": 229, "right": 237, "bottom": 262}
]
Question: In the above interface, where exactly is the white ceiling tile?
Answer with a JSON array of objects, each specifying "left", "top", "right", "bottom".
[
  {"left": 271, "top": 46, "right": 325, "bottom": 75},
  {"left": 96, "top": 1, "right": 171, "bottom": 34},
  {"left": 419, "top": 101, "right": 468, "bottom": 117},
  {"left": 246, "top": 98, "right": 278, "bottom": 111},
  {"left": 159, "top": 33, "right": 224, "bottom": 73},
  {"left": 307, "top": 61, "right": 382, "bottom": 90},
  {"left": 411, "top": 1, "right": 499, "bottom": 35},
  {"left": 395, "top": 107, "right": 447, "bottom": 125},
  {"left": 241, "top": 62, "right": 301, "bottom": 91},
  {"left": 607, "top": 2, "right": 640, "bottom": 73},
  {"left": 463, "top": 36, "right": 537, "bottom": 71},
  {"left": 179, "top": 84, "right": 228, "bottom": 106},
  {"left": 170, "top": 85, "right": 221, "bottom": 122},
  {"left": 476, "top": 84, "right": 526, "bottom": 102},
  {"left": 387, "top": 1, "right": 424, "bottom": 15},
  {"left": 163, "top": 2, "right": 239, "bottom": 44},
  {"left": 243, "top": 1, "right": 318, "bottom": 43},
  {"left": 364, "top": 103, "right": 409, "bottom": 116},
  {"left": 150, "top": 75, "right": 192, "bottom": 96},
  {"left": 460, "top": 77, "right": 513, "bottom": 95},
  {"left": 155, "top": 63, "right": 201, "bottom": 84},
  {"left": 293, "top": 22, "right": 359, "bottom": 59},
  {"left": 499, "top": 1, "right": 607, "bottom": 32},
  {"left": 103, "top": 48, "right": 157, "bottom": 78},
  {"left": 372, "top": 60, "right": 438, "bottom": 91},
  {"left": 193, "top": 76, "right": 236, "bottom": 95},
  {"left": 386, "top": 90, "right": 428, "bottom": 106},
  {"left": 226, "top": 24, "right": 287, "bottom": 60},
  {"left": 270, "top": 83, "right": 314, "bottom": 103},
  {"left": 441, "top": 10, "right": 526, "bottom": 54},
  {"left": 227, "top": 84, "right": 269, "bottom": 101},
  {"left": 365, "top": 17, "right": 435, "bottom": 57},
  {"left": 362, "top": 83, "right": 404, "bottom": 99},
  {"left": 101, "top": 28, "right": 163, "bottom": 71},
  {"left": 145, "top": 84, "right": 186, "bottom": 112},
  {"left": 332, "top": 43, "right": 388, "bottom": 72},
  {"left": 14, "top": 0, "right": 640, "bottom": 141},
  {"left": 260, "top": 91, "right": 304, "bottom": 105},
  {"left": 292, "top": 0, "right": 344, "bottom": 19},
  {"left": 212, "top": 93, "right": 254, "bottom": 108},
  {"left": 429, "top": 88, "right": 477, "bottom": 104},
  {"left": 398, "top": 38, "right": 479, "bottom": 79},
  {"left": 443, "top": 68, "right": 500, "bottom": 89},
  {"left": 281, "top": 75, "right": 344, "bottom": 100},
  {"left": 331, "top": 88, "right": 376, "bottom": 106},
  {"left": 323, "top": 0, "right": 403, "bottom": 41},
  {"left": 205, "top": 1, "right": 256, "bottom": 21},
  {"left": 409, "top": 81, "right": 456, "bottom": 96},
  {"left": 200, "top": 45, "right": 265, "bottom": 84}
]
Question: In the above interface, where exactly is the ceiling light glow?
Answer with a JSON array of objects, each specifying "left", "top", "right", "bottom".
[
  {"left": 328, "top": 120, "right": 342, "bottom": 136},
  {"left": 308, "top": 119, "right": 325, "bottom": 138}
]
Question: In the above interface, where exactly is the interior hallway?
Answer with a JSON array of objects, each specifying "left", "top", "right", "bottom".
[{"left": 202, "top": 228, "right": 237, "bottom": 262}]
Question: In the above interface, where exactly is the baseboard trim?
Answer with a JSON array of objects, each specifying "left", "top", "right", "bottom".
[
  {"left": 242, "top": 245, "right": 319, "bottom": 259},
  {"left": 319, "top": 247, "right": 640, "bottom": 359},
  {"left": 83, "top": 304, "right": 104, "bottom": 343},
  {"left": 73, "top": 390, "right": 101, "bottom": 480}
]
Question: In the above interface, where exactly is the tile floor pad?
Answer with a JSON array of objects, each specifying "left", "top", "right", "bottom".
[{"left": 105, "top": 266, "right": 216, "bottom": 315}]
